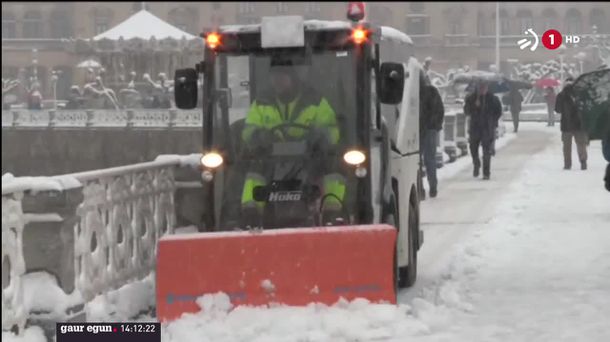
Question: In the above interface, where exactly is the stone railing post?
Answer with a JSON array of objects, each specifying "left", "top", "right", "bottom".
[
  {"left": 11, "top": 111, "right": 20, "bottom": 127},
  {"left": 86, "top": 110, "right": 95, "bottom": 127},
  {"left": 126, "top": 110, "right": 135, "bottom": 128},
  {"left": 48, "top": 110, "right": 57, "bottom": 128},
  {"left": 443, "top": 115, "right": 457, "bottom": 163},
  {"left": 168, "top": 109, "right": 177, "bottom": 128},
  {"left": 21, "top": 188, "right": 83, "bottom": 295},
  {"left": 2, "top": 192, "right": 27, "bottom": 335},
  {"left": 436, "top": 127, "right": 445, "bottom": 169},
  {"left": 455, "top": 113, "right": 469, "bottom": 156},
  {"left": 19, "top": 186, "right": 85, "bottom": 339}
]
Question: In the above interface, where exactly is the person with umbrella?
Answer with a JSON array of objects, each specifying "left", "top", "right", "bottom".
[
  {"left": 555, "top": 77, "right": 589, "bottom": 170},
  {"left": 571, "top": 67, "right": 610, "bottom": 190},
  {"left": 464, "top": 80, "right": 503, "bottom": 180}
]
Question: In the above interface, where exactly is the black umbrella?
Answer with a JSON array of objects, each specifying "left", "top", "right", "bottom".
[
  {"left": 573, "top": 68, "right": 610, "bottom": 140},
  {"left": 451, "top": 71, "right": 519, "bottom": 94},
  {"left": 464, "top": 77, "right": 512, "bottom": 94},
  {"left": 507, "top": 79, "right": 533, "bottom": 90},
  {"left": 451, "top": 70, "right": 502, "bottom": 84}
]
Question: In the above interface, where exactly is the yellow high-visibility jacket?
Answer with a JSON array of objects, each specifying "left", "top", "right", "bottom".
[{"left": 241, "top": 87, "right": 340, "bottom": 145}]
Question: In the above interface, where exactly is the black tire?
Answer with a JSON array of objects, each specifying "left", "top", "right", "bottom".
[
  {"left": 384, "top": 199, "right": 399, "bottom": 296},
  {"left": 398, "top": 200, "right": 418, "bottom": 288}
]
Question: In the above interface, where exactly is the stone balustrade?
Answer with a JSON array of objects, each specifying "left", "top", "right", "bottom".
[
  {"left": 2, "top": 109, "right": 202, "bottom": 128},
  {"left": 443, "top": 114, "right": 458, "bottom": 162},
  {"left": 1, "top": 158, "right": 189, "bottom": 336}
]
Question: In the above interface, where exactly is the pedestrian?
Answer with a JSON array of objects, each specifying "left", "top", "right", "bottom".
[
  {"left": 555, "top": 77, "right": 588, "bottom": 170},
  {"left": 419, "top": 78, "right": 445, "bottom": 198},
  {"left": 544, "top": 86, "right": 556, "bottom": 127},
  {"left": 507, "top": 87, "right": 523, "bottom": 132},
  {"left": 464, "top": 81, "right": 503, "bottom": 180}
]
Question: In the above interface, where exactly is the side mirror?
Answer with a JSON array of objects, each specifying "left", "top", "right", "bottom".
[
  {"left": 174, "top": 68, "right": 198, "bottom": 109},
  {"left": 379, "top": 62, "right": 405, "bottom": 105}
]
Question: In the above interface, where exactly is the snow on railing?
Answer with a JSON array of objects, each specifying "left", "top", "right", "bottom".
[
  {"left": 1, "top": 158, "right": 180, "bottom": 333},
  {"left": 65, "top": 160, "right": 177, "bottom": 302},
  {"left": 1, "top": 191, "right": 27, "bottom": 333},
  {"left": 1, "top": 109, "right": 202, "bottom": 128}
]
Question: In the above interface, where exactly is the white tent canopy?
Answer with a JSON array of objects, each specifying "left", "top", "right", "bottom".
[
  {"left": 93, "top": 9, "right": 196, "bottom": 41},
  {"left": 76, "top": 59, "right": 102, "bottom": 68}
]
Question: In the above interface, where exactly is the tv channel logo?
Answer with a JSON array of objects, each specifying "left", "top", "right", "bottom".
[
  {"left": 518, "top": 28, "right": 539, "bottom": 51},
  {"left": 519, "top": 29, "right": 581, "bottom": 51}
]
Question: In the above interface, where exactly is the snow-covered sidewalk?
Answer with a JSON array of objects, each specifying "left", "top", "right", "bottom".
[{"left": 403, "top": 125, "right": 610, "bottom": 341}]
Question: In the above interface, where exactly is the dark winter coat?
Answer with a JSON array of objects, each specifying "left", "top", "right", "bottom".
[
  {"left": 555, "top": 85, "right": 583, "bottom": 132},
  {"left": 463, "top": 91, "right": 502, "bottom": 142},
  {"left": 419, "top": 84, "right": 445, "bottom": 133},
  {"left": 545, "top": 90, "right": 556, "bottom": 110},
  {"left": 506, "top": 89, "right": 523, "bottom": 114}
]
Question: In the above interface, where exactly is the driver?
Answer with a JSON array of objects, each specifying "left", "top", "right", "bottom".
[{"left": 241, "top": 59, "right": 345, "bottom": 224}]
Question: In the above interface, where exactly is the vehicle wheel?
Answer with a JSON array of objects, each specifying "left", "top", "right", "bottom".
[
  {"left": 384, "top": 200, "right": 399, "bottom": 296},
  {"left": 398, "top": 200, "right": 417, "bottom": 288}
]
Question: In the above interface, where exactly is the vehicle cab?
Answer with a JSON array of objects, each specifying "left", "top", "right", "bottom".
[{"left": 175, "top": 9, "right": 423, "bottom": 287}]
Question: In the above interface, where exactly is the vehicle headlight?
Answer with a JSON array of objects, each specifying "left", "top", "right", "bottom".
[
  {"left": 343, "top": 150, "right": 366, "bottom": 165},
  {"left": 201, "top": 152, "right": 223, "bottom": 168}
]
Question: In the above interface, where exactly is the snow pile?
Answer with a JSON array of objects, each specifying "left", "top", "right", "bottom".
[
  {"left": 154, "top": 154, "right": 202, "bottom": 169},
  {"left": 86, "top": 273, "right": 156, "bottom": 322},
  {"left": 162, "top": 294, "right": 429, "bottom": 342},
  {"left": 380, "top": 26, "right": 413, "bottom": 44},
  {"left": 221, "top": 20, "right": 352, "bottom": 34},
  {"left": 21, "top": 272, "right": 84, "bottom": 320},
  {"left": 2, "top": 173, "right": 81, "bottom": 195},
  {"left": 260, "top": 279, "right": 276, "bottom": 294},
  {"left": 304, "top": 20, "right": 351, "bottom": 31},
  {"left": 1, "top": 326, "right": 45, "bottom": 342}
]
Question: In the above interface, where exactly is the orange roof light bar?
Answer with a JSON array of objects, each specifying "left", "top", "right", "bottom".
[
  {"left": 206, "top": 32, "right": 221, "bottom": 49},
  {"left": 352, "top": 27, "right": 368, "bottom": 44}
]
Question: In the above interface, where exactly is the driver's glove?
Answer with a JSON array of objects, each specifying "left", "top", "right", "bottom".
[
  {"left": 250, "top": 128, "right": 275, "bottom": 151},
  {"left": 307, "top": 127, "right": 333, "bottom": 153}
]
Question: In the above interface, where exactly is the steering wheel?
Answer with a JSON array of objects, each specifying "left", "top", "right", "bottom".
[
  {"left": 268, "top": 122, "right": 313, "bottom": 142},
  {"left": 247, "top": 122, "right": 332, "bottom": 158}
]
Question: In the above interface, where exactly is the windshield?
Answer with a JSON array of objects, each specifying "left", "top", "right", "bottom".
[{"left": 209, "top": 48, "right": 363, "bottom": 230}]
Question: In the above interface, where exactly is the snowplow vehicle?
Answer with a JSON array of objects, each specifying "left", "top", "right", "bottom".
[{"left": 157, "top": 13, "right": 423, "bottom": 322}]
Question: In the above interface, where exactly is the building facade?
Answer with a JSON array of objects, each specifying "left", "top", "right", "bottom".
[{"left": 2, "top": 2, "right": 609, "bottom": 99}]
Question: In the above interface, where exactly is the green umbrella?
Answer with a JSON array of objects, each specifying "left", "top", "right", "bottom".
[{"left": 573, "top": 68, "right": 610, "bottom": 140}]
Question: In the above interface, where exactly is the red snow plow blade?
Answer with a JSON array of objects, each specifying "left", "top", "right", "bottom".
[{"left": 156, "top": 225, "right": 397, "bottom": 322}]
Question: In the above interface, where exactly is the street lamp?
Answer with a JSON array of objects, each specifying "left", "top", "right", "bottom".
[
  {"left": 558, "top": 45, "right": 567, "bottom": 85},
  {"left": 507, "top": 58, "right": 519, "bottom": 79},
  {"left": 51, "top": 70, "right": 61, "bottom": 110}
]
